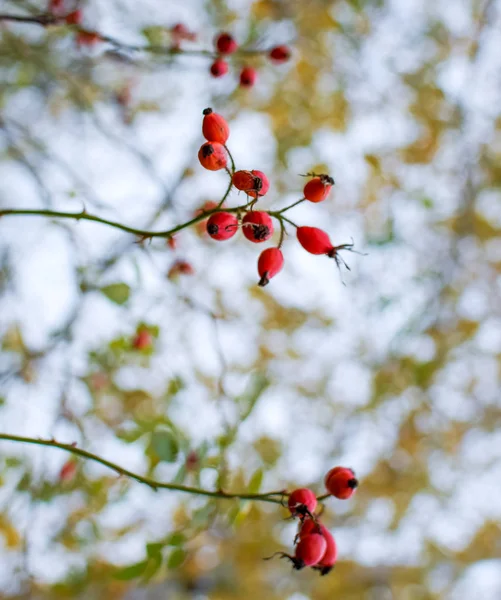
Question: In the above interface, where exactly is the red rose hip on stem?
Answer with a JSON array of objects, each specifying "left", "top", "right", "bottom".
[
  {"left": 258, "top": 248, "right": 283, "bottom": 286},
  {"left": 215, "top": 32, "right": 238, "bottom": 54},
  {"left": 198, "top": 142, "right": 227, "bottom": 171},
  {"left": 297, "top": 226, "right": 333, "bottom": 255},
  {"left": 269, "top": 45, "right": 291, "bottom": 63},
  {"left": 206, "top": 212, "right": 238, "bottom": 241},
  {"left": 133, "top": 329, "right": 152, "bottom": 350},
  {"left": 239, "top": 66, "right": 257, "bottom": 87},
  {"left": 304, "top": 174, "right": 335, "bottom": 203},
  {"left": 325, "top": 466, "right": 358, "bottom": 499},
  {"left": 288, "top": 487, "right": 317, "bottom": 518},
  {"left": 233, "top": 170, "right": 269, "bottom": 198},
  {"left": 242, "top": 211, "right": 274, "bottom": 243},
  {"left": 202, "top": 108, "right": 230, "bottom": 144},
  {"left": 292, "top": 533, "right": 327, "bottom": 569},
  {"left": 210, "top": 59, "right": 229, "bottom": 78}
]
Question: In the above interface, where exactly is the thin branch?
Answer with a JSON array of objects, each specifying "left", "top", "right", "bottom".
[
  {"left": 0, "top": 13, "right": 58, "bottom": 26},
  {"left": 0, "top": 433, "right": 286, "bottom": 503}
]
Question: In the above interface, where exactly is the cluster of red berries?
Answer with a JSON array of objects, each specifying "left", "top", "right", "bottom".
[
  {"left": 209, "top": 33, "right": 291, "bottom": 87},
  {"left": 197, "top": 108, "right": 359, "bottom": 286},
  {"left": 47, "top": 0, "right": 101, "bottom": 46},
  {"left": 268, "top": 467, "right": 358, "bottom": 575}
]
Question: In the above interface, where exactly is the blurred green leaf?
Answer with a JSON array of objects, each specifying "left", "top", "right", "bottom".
[
  {"left": 248, "top": 468, "right": 263, "bottom": 494},
  {"left": 151, "top": 430, "right": 179, "bottom": 463},
  {"left": 100, "top": 283, "right": 130, "bottom": 305},
  {"left": 114, "top": 561, "right": 147, "bottom": 580},
  {"left": 167, "top": 547, "right": 187, "bottom": 569}
]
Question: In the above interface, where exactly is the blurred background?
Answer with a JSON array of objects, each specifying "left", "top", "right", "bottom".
[{"left": 1, "top": 0, "right": 501, "bottom": 598}]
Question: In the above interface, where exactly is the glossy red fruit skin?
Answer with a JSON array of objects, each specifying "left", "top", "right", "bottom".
[
  {"left": 202, "top": 108, "right": 230, "bottom": 144},
  {"left": 198, "top": 142, "right": 227, "bottom": 171},
  {"left": 64, "top": 10, "right": 82, "bottom": 25},
  {"left": 288, "top": 488, "right": 318, "bottom": 517},
  {"left": 242, "top": 211, "right": 274, "bottom": 243},
  {"left": 206, "top": 212, "right": 238, "bottom": 241},
  {"left": 296, "top": 226, "right": 333, "bottom": 255},
  {"left": 239, "top": 66, "right": 257, "bottom": 87},
  {"left": 304, "top": 175, "right": 334, "bottom": 203},
  {"left": 258, "top": 248, "right": 284, "bottom": 286},
  {"left": 315, "top": 526, "right": 338, "bottom": 575},
  {"left": 215, "top": 32, "right": 238, "bottom": 54},
  {"left": 293, "top": 534, "right": 327, "bottom": 569},
  {"left": 233, "top": 170, "right": 269, "bottom": 198},
  {"left": 325, "top": 467, "right": 358, "bottom": 499},
  {"left": 210, "top": 59, "right": 229, "bottom": 78},
  {"left": 269, "top": 45, "right": 291, "bottom": 63}
]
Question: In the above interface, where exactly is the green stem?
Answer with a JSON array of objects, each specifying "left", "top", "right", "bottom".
[
  {"left": 269, "top": 212, "right": 298, "bottom": 229},
  {"left": 0, "top": 433, "right": 286, "bottom": 503},
  {"left": 224, "top": 146, "right": 236, "bottom": 175},
  {"left": 0, "top": 13, "right": 57, "bottom": 25},
  {"left": 277, "top": 198, "right": 306, "bottom": 214}
]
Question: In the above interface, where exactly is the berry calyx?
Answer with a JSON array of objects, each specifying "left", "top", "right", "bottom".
[
  {"left": 258, "top": 248, "right": 284, "bottom": 286},
  {"left": 232, "top": 170, "right": 269, "bottom": 198},
  {"left": 269, "top": 45, "right": 291, "bottom": 63},
  {"left": 198, "top": 142, "right": 227, "bottom": 171},
  {"left": 206, "top": 212, "right": 239, "bottom": 241},
  {"left": 242, "top": 211, "right": 274, "bottom": 243},
  {"left": 202, "top": 108, "right": 230, "bottom": 145},
  {"left": 287, "top": 488, "right": 317, "bottom": 518},
  {"left": 215, "top": 32, "right": 238, "bottom": 54},
  {"left": 303, "top": 174, "right": 335, "bottom": 203},
  {"left": 239, "top": 66, "right": 257, "bottom": 88},
  {"left": 324, "top": 466, "right": 358, "bottom": 500},
  {"left": 210, "top": 59, "right": 229, "bottom": 78}
]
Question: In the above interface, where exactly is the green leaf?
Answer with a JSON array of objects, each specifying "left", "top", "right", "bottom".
[
  {"left": 142, "top": 26, "right": 166, "bottom": 46},
  {"left": 248, "top": 468, "right": 263, "bottom": 494},
  {"left": 142, "top": 552, "right": 163, "bottom": 583},
  {"left": 114, "top": 561, "right": 147, "bottom": 580},
  {"left": 151, "top": 430, "right": 179, "bottom": 463},
  {"left": 100, "top": 283, "right": 130, "bottom": 305},
  {"left": 167, "top": 547, "right": 187, "bottom": 569},
  {"left": 238, "top": 373, "right": 270, "bottom": 419},
  {"left": 166, "top": 532, "right": 185, "bottom": 546},
  {"left": 146, "top": 543, "right": 164, "bottom": 558}
]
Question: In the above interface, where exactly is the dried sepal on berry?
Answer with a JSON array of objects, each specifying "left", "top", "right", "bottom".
[
  {"left": 242, "top": 211, "right": 273, "bottom": 243},
  {"left": 206, "top": 212, "right": 239, "bottom": 241}
]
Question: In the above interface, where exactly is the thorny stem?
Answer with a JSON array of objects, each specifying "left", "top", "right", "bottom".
[
  {"left": 0, "top": 433, "right": 288, "bottom": 503},
  {"left": 0, "top": 13, "right": 277, "bottom": 59}
]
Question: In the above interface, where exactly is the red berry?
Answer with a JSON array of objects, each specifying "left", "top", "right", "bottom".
[
  {"left": 202, "top": 108, "right": 230, "bottom": 145},
  {"left": 303, "top": 175, "right": 334, "bottom": 203},
  {"left": 206, "top": 212, "right": 238, "bottom": 241},
  {"left": 133, "top": 329, "right": 152, "bottom": 350},
  {"left": 168, "top": 260, "right": 194, "bottom": 278},
  {"left": 296, "top": 226, "right": 333, "bottom": 255},
  {"left": 215, "top": 32, "right": 238, "bottom": 54},
  {"left": 239, "top": 66, "right": 257, "bottom": 87},
  {"left": 293, "top": 534, "right": 327, "bottom": 569},
  {"left": 233, "top": 170, "right": 269, "bottom": 198},
  {"left": 198, "top": 142, "right": 227, "bottom": 171},
  {"left": 269, "top": 45, "right": 291, "bottom": 63},
  {"left": 166, "top": 236, "right": 177, "bottom": 250},
  {"left": 325, "top": 466, "right": 358, "bottom": 499},
  {"left": 242, "top": 211, "right": 274, "bottom": 243},
  {"left": 210, "top": 59, "right": 229, "bottom": 78},
  {"left": 288, "top": 488, "right": 317, "bottom": 518},
  {"left": 64, "top": 10, "right": 82, "bottom": 25},
  {"left": 258, "top": 248, "right": 283, "bottom": 286},
  {"left": 59, "top": 460, "right": 77, "bottom": 482},
  {"left": 315, "top": 526, "right": 338, "bottom": 575},
  {"left": 76, "top": 30, "right": 101, "bottom": 47}
]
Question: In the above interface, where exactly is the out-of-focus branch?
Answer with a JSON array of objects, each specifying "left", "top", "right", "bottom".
[{"left": 0, "top": 433, "right": 286, "bottom": 503}]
